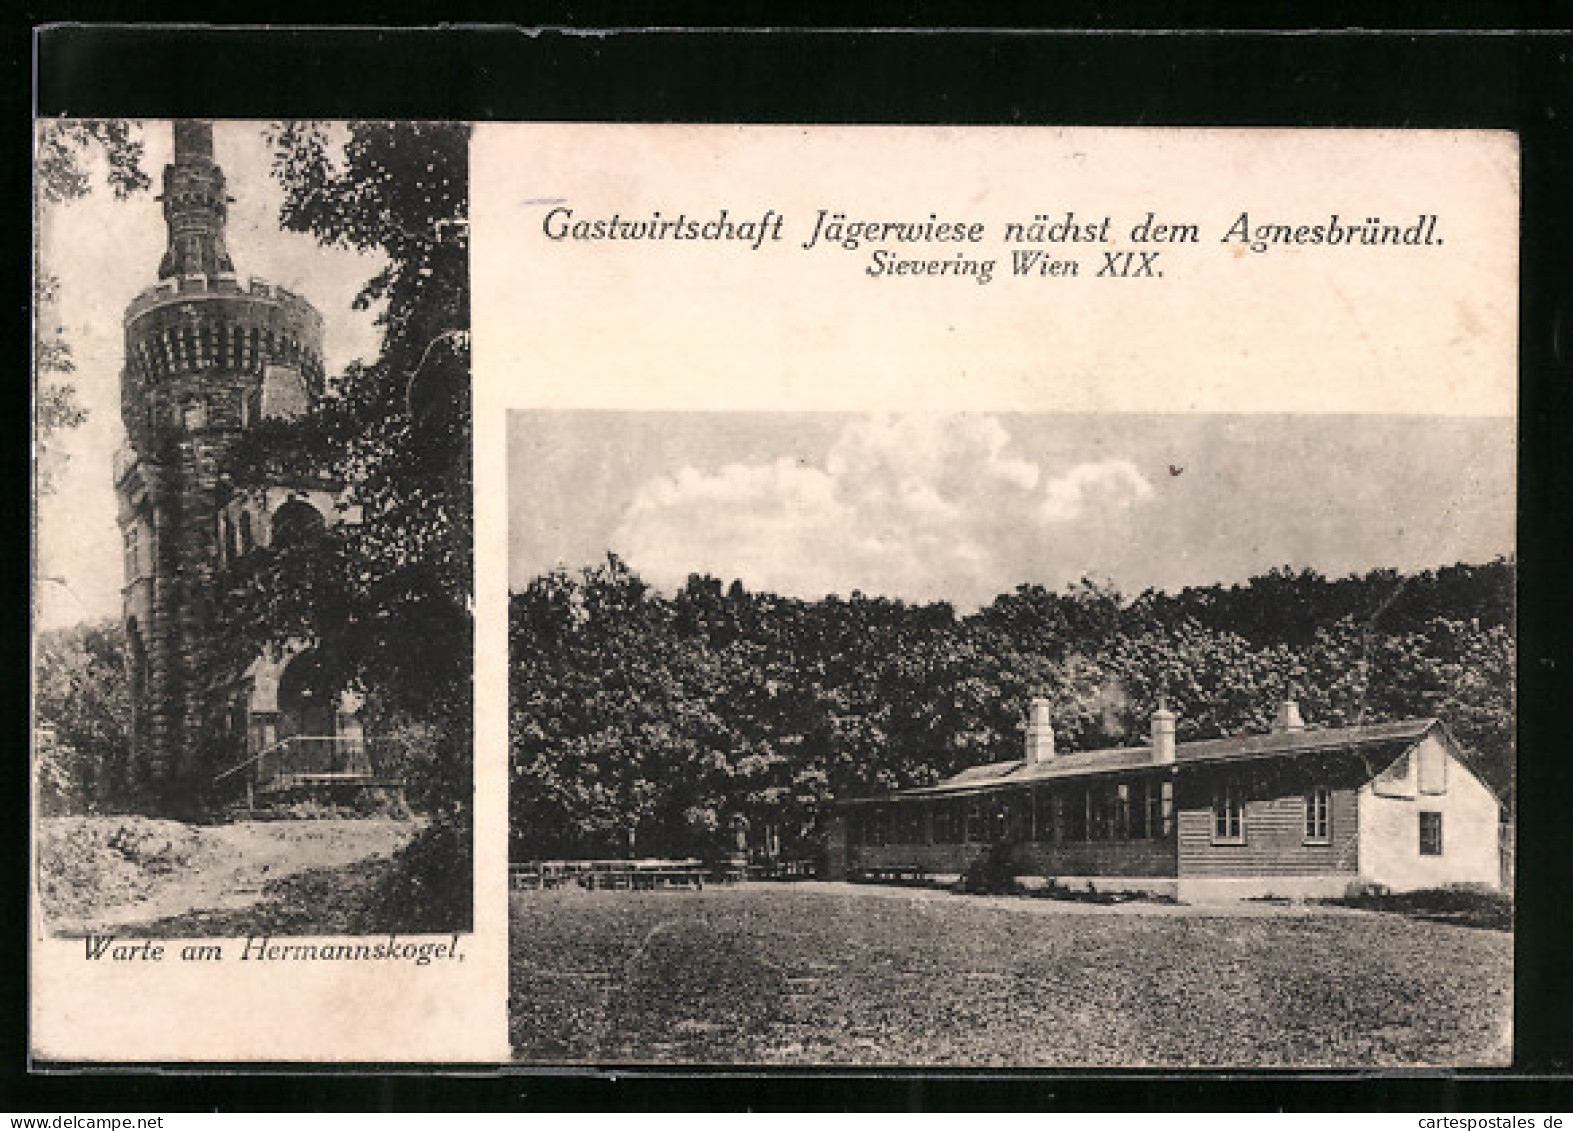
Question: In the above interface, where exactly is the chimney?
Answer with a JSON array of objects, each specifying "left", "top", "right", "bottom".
[
  {"left": 1273, "top": 698, "right": 1306, "bottom": 733},
  {"left": 1151, "top": 703, "right": 1177, "bottom": 765},
  {"left": 1024, "top": 697, "right": 1055, "bottom": 766}
]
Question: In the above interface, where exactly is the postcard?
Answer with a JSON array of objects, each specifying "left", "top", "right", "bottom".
[{"left": 33, "top": 121, "right": 1516, "bottom": 1065}]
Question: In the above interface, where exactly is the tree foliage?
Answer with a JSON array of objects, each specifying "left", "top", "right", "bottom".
[
  {"left": 34, "top": 121, "right": 150, "bottom": 493},
  {"left": 35, "top": 119, "right": 150, "bottom": 204},
  {"left": 510, "top": 557, "right": 1515, "bottom": 861},
  {"left": 35, "top": 619, "right": 132, "bottom": 815},
  {"left": 219, "top": 122, "right": 473, "bottom": 816}
]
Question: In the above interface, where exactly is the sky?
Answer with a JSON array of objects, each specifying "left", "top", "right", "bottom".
[
  {"left": 479, "top": 127, "right": 1518, "bottom": 605},
  {"left": 507, "top": 410, "right": 1515, "bottom": 608},
  {"left": 34, "top": 121, "right": 385, "bottom": 631}
]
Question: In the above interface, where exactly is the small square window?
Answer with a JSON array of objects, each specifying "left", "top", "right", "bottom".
[{"left": 1419, "top": 811, "right": 1444, "bottom": 856}]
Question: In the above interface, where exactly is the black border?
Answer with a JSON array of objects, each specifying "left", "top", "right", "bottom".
[{"left": 18, "top": 24, "right": 1573, "bottom": 1112}]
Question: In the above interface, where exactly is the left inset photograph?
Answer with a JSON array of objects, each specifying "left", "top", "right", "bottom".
[{"left": 33, "top": 119, "right": 473, "bottom": 939}]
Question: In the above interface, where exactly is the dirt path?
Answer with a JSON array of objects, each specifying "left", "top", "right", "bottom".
[{"left": 38, "top": 816, "right": 423, "bottom": 935}]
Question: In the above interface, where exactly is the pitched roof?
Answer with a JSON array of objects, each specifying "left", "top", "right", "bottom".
[{"left": 851, "top": 717, "right": 1439, "bottom": 803}]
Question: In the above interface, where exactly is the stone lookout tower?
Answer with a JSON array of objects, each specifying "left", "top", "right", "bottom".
[{"left": 117, "top": 120, "right": 368, "bottom": 814}]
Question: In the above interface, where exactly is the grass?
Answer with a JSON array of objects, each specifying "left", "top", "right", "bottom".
[
  {"left": 117, "top": 858, "right": 395, "bottom": 937},
  {"left": 509, "top": 883, "right": 1512, "bottom": 1067},
  {"left": 1326, "top": 885, "right": 1514, "bottom": 931}
]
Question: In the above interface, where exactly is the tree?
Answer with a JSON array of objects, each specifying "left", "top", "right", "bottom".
[
  {"left": 35, "top": 619, "right": 132, "bottom": 814},
  {"left": 33, "top": 273, "right": 85, "bottom": 496},
  {"left": 508, "top": 555, "right": 1516, "bottom": 862},
  {"left": 211, "top": 122, "right": 472, "bottom": 925},
  {"left": 34, "top": 121, "right": 151, "bottom": 493},
  {"left": 35, "top": 120, "right": 150, "bottom": 204},
  {"left": 222, "top": 122, "right": 473, "bottom": 809}
]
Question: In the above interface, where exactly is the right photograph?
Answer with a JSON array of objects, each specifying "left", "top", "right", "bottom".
[{"left": 505, "top": 408, "right": 1512, "bottom": 1068}]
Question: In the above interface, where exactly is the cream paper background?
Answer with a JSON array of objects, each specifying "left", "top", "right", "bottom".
[
  {"left": 35, "top": 124, "right": 1516, "bottom": 1063},
  {"left": 473, "top": 125, "right": 1516, "bottom": 417}
]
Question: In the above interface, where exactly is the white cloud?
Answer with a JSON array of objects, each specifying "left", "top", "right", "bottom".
[
  {"left": 1040, "top": 459, "right": 1153, "bottom": 522},
  {"left": 611, "top": 413, "right": 1155, "bottom": 606}
]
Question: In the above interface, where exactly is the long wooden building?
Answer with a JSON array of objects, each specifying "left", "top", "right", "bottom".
[{"left": 829, "top": 698, "right": 1504, "bottom": 901}]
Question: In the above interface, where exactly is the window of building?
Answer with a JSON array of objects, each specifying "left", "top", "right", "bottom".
[
  {"left": 1062, "top": 789, "right": 1088, "bottom": 842},
  {"left": 1114, "top": 782, "right": 1133, "bottom": 839},
  {"left": 990, "top": 797, "right": 1015, "bottom": 842},
  {"left": 1032, "top": 788, "right": 1056, "bottom": 842},
  {"left": 1087, "top": 785, "right": 1112, "bottom": 840},
  {"left": 933, "top": 801, "right": 961, "bottom": 844},
  {"left": 1418, "top": 742, "right": 1447, "bottom": 795},
  {"left": 1419, "top": 811, "right": 1444, "bottom": 856},
  {"left": 1212, "top": 783, "right": 1246, "bottom": 844},
  {"left": 122, "top": 523, "right": 141, "bottom": 580},
  {"left": 1304, "top": 788, "right": 1332, "bottom": 844},
  {"left": 964, "top": 799, "right": 985, "bottom": 844},
  {"left": 1146, "top": 779, "right": 1174, "bottom": 838},
  {"left": 1128, "top": 781, "right": 1149, "bottom": 839},
  {"left": 894, "top": 805, "right": 925, "bottom": 845}
]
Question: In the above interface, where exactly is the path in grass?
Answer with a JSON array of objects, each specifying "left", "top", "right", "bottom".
[{"left": 509, "top": 882, "right": 1511, "bottom": 1067}]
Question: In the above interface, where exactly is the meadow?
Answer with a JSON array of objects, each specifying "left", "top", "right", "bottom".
[{"left": 509, "top": 882, "right": 1511, "bottom": 1067}]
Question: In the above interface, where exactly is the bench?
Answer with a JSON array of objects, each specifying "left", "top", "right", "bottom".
[
  {"left": 855, "top": 864, "right": 930, "bottom": 884},
  {"left": 510, "top": 859, "right": 711, "bottom": 891}
]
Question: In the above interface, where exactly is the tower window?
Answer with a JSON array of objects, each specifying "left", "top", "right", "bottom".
[{"left": 122, "top": 524, "right": 141, "bottom": 580}]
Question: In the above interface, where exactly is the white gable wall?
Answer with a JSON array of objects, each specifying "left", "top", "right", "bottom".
[{"left": 1358, "top": 733, "right": 1502, "bottom": 891}]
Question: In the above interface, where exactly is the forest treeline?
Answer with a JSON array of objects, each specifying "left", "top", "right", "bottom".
[{"left": 509, "top": 556, "right": 1514, "bottom": 861}]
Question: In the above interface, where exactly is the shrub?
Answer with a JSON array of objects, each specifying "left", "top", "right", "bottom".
[
  {"left": 363, "top": 806, "right": 472, "bottom": 932},
  {"left": 958, "top": 841, "right": 1022, "bottom": 895},
  {"left": 34, "top": 620, "right": 132, "bottom": 814},
  {"left": 1331, "top": 884, "right": 1512, "bottom": 931}
]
